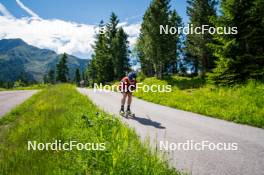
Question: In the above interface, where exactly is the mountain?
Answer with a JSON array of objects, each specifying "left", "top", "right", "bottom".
[{"left": 0, "top": 39, "right": 89, "bottom": 83}]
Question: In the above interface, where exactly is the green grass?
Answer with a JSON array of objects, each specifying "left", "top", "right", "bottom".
[
  {"left": 134, "top": 77, "right": 264, "bottom": 128},
  {"left": 0, "top": 84, "right": 179, "bottom": 175},
  {"left": 13, "top": 83, "right": 50, "bottom": 90}
]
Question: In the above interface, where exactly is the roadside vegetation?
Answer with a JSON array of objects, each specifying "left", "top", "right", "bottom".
[
  {"left": 0, "top": 84, "right": 179, "bottom": 175},
  {"left": 0, "top": 83, "right": 49, "bottom": 91},
  {"left": 134, "top": 76, "right": 264, "bottom": 128}
]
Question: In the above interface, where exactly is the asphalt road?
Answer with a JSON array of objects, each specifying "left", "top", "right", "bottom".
[
  {"left": 0, "top": 90, "right": 38, "bottom": 118},
  {"left": 78, "top": 88, "right": 264, "bottom": 175}
]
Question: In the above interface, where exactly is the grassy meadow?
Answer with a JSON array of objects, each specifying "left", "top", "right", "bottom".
[
  {"left": 0, "top": 84, "right": 179, "bottom": 175},
  {"left": 133, "top": 76, "right": 264, "bottom": 128}
]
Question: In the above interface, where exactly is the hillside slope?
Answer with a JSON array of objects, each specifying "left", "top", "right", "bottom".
[{"left": 0, "top": 38, "right": 88, "bottom": 83}]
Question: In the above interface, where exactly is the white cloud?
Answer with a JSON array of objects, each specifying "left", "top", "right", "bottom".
[
  {"left": 16, "top": 0, "right": 40, "bottom": 19},
  {"left": 0, "top": 2, "right": 141, "bottom": 59},
  {"left": 0, "top": 3, "right": 14, "bottom": 18},
  {"left": 0, "top": 17, "right": 141, "bottom": 58},
  {"left": 0, "top": 16, "right": 98, "bottom": 58},
  {"left": 123, "top": 23, "right": 141, "bottom": 45}
]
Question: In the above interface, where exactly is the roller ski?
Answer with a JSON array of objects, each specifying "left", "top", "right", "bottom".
[
  {"left": 119, "top": 109, "right": 135, "bottom": 118},
  {"left": 119, "top": 109, "right": 125, "bottom": 117},
  {"left": 125, "top": 110, "right": 135, "bottom": 118}
]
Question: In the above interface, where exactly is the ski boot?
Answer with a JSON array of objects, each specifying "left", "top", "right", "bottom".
[{"left": 119, "top": 109, "right": 125, "bottom": 117}]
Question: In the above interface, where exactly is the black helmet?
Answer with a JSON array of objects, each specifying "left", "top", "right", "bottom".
[{"left": 128, "top": 71, "right": 137, "bottom": 81}]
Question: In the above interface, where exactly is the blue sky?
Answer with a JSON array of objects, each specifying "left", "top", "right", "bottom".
[
  {"left": 1, "top": 0, "right": 189, "bottom": 24},
  {"left": 0, "top": 0, "right": 189, "bottom": 58}
]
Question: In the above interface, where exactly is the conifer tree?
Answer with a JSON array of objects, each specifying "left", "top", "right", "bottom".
[
  {"left": 87, "top": 14, "right": 131, "bottom": 83},
  {"left": 167, "top": 9, "right": 182, "bottom": 74},
  {"left": 56, "top": 53, "right": 69, "bottom": 82},
  {"left": 112, "top": 27, "right": 130, "bottom": 79},
  {"left": 105, "top": 13, "right": 119, "bottom": 79},
  {"left": 86, "top": 56, "right": 97, "bottom": 85},
  {"left": 209, "top": 0, "right": 264, "bottom": 85},
  {"left": 137, "top": 0, "right": 182, "bottom": 78},
  {"left": 92, "top": 21, "right": 112, "bottom": 83},
  {"left": 185, "top": 0, "right": 217, "bottom": 75},
  {"left": 48, "top": 70, "right": 55, "bottom": 84},
  {"left": 75, "top": 68, "right": 81, "bottom": 84}
]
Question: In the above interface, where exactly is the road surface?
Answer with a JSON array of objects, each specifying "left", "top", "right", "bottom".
[
  {"left": 78, "top": 88, "right": 264, "bottom": 175},
  {"left": 0, "top": 90, "right": 38, "bottom": 118}
]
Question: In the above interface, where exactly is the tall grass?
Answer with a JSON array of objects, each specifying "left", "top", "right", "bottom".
[
  {"left": 0, "top": 84, "right": 179, "bottom": 175},
  {"left": 134, "top": 77, "right": 264, "bottom": 128}
]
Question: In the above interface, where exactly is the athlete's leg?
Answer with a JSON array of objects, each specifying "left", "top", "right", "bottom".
[
  {"left": 127, "top": 92, "right": 132, "bottom": 111},
  {"left": 120, "top": 92, "right": 128, "bottom": 112}
]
